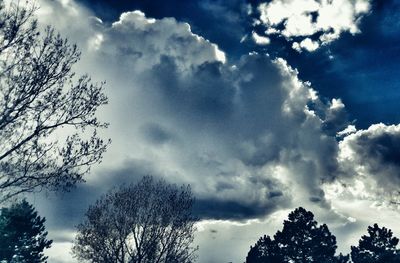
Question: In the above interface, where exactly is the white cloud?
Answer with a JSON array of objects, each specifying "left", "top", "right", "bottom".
[
  {"left": 257, "top": 0, "right": 371, "bottom": 51},
  {"left": 259, "top": 0, "right": 320, "bottom": 27},
  {"left": 292, "top": 38, "right": 320, "bottom": 52},
  {"left": 337, "top": 125, "right": 357, "bottom": 137},
  {"left": 45, "top": 241, "right": 75, "bottom": 263},
  {"left": 101, "top": 10, "right": 226, "bottom": 71},
  {"left": 35, "top": 0, "right": 347, "bottom": 218},
  {"left": 252, "top": 31, "right": 270, "bottom": 45},
  {"left": 22, "top": 0, "right": 400, "bottom": 262},
  {"left": 330, "top": 98, "right": 345, "bottom": 110},
  {"left": 87, "top": 33, "right": 104, "bottom": 51}
]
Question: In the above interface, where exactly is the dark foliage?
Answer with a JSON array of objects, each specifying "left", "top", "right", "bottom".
[
  {"left": 0, "top": 1, "right": 109, "bottom": 202},
  {"left": 0, "top": 199, "right": 52, "bottom": 262},
  {"left": 351, "top": 223, "right": 400, "bottom": 263},
  {"left": 246, "top": 207, "right": 349, "bottom": 263},
  {"left": 73, "top": 176, "right": 198, "bottom": 263},
  {"left": 246, "top": 234, "right": 283, "bottom": 263}
]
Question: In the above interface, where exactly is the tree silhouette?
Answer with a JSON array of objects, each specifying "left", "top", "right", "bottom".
[
  {"left": 0, "top": 199, "right": 52, "bottom": 262},
  {"left": 336, "top": 253, "right": 351, "bottom": 263},
  {"left": 246, "top": 235, "right": 283, "bottom": 263},
  {"left": 73, "top": 176, "right": 198, "bottom": 263},
  {"left": 246, "top": 207, "right": 348, "bottom": 263},
  {"left": 0, "top": 1, "right": 109, "bottom": 202},
  {"left": 351, "top": 223, "right": 400, "bottom": 263}
]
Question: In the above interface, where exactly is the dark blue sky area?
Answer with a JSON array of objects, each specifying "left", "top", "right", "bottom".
[{"left": 77, "top": 0, "right": 400, "bottom": 129}]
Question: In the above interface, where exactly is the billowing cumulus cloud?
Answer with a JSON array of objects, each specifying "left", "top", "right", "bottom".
[
  {"left": 331, "top": 124, "right": 400, "bottom": 206},
  {"left": 32, "top": 0, "right": 351, "bottom": 221},
  {"left": 62, "top": 6, "right": 349, "bottom": 221},
  {"left": 18, "top": 0, "right": 400, "bottom": 262},
  {"left": 100, "top": 10, "right": 226, "bottom": 70},
  {"left": 254, "top": 0, "right": 371, "bottom": 51}
]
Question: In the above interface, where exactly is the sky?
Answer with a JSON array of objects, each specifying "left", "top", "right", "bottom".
[{"left": 19, "top": 0, "right": 400, "bottom": 262}]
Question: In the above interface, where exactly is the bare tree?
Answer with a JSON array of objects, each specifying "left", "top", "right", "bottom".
[
  {"left": 73, "top": 176, "right": 198, "bottom": 263},
  {"left": 0, "top": 1, "right": 109, "bottom": 202}
]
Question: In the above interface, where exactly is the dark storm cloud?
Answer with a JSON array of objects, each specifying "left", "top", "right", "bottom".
[
  {"left": 35, "top": 159, "right": 162, "bottom": 233},
  {"left": 193, "top": 196, "right": 287, "bottom": 220},
  {"left": 146, "top": 58, "right": 235, "bottom": 121},
  {"left": 39, "top": 156, "right": 285, "bottom": 227},
  {"left": 137, "top": 51, "right": 346, "bottom": 214},
  {"left": 353, "top": 130, "right": 400, "bottom": 169},
  {"left": 141, "top": 123, "right": 175, "bottom": 144},
  {"left": 37, "top": 157, "right": 284, "bottom": 225},
  {"left": 338, "top": 124, "right": 400, "bottom": 192}
]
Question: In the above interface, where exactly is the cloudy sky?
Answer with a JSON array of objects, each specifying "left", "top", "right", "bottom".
[{"left": 22, "top": 0, "right": 400, "bottom": 262}]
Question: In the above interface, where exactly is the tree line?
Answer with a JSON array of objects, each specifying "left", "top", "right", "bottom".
[
  {"left": 246, "top": 207, "right": 400, "bottom": 263},
  {"left": 1, "top": 194, "right": 399, "bottom": 262},
  {"left": 0, "top": 1, "right": 399, "bottom": 262}
]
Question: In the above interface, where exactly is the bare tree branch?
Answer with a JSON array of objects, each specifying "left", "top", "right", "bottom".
[{"left": 0, "top": 1, "right": 110, "bottom": 202}]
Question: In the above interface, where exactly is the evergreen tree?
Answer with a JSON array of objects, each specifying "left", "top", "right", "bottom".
[
  {"left": 246, "top": 235, "right": 283, "bottom": 263},
  {"left": 246, "top": 207, "right": 347, "bottom": 263},
  {"left": 275, "top": 207, "right": 337, "bottom": 262},
  {"left": 351, "top": 223, "right": 400, "bottom": 263},
  {"left": 0, "top": 200, "right": 52, "bottom": 262},
  {"left": 336, "top": 253, "right": 350, "bottom": 263}
]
